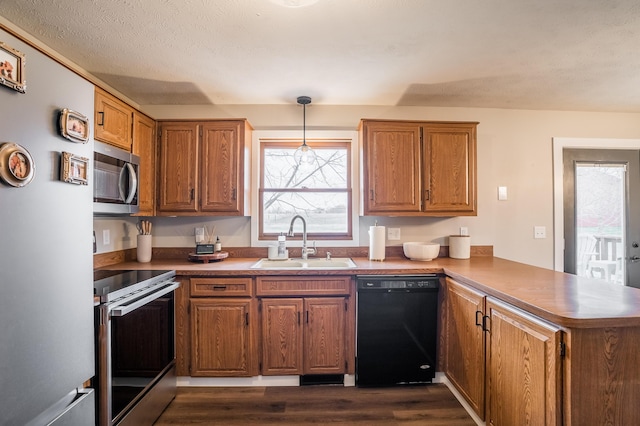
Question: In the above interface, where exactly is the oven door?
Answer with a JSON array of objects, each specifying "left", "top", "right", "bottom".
[{"left": 97, "top": 281, "right": 179, "bottom": 426}]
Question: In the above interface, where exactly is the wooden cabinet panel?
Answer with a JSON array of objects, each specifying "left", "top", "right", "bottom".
[
  {"left": 157, "top": 120, "right": 251, "bottom": 216},
  {"left": 362, "top": 122, "right": 422, "bottom": 214},
  {"left": 258, "top": 276, "right": 352, "bottom": 377},
  {"left": 261, "top": 298, "right": 304, "bottom": 375},
  {"left": 360, "top": 119, "right": 477, "bottom": 216},
  {"left": 200, "top": 122, "right": 241, "bottom": 213},
  {"left": 260, "top": 297, "right": 347, "bottom": 376},
  {"left": 444, "top": 278, "right": 486, "bottom": 418},
  {"left": 132, "top": 111, "right": 156, "bottom": 216},
  {"left": 190, "top": 299, "right": 257, "bottom": 377},
  {"left": 485, "top": 297, "right": 561, "bottom": 426},
  {"left": 304, "top": 297, "right": 346, "bottom": 374},
  {"left": 423, "top": 123, "right": 477, "bottom": 214},
  {"left": 158, "top": 122, "right": 199, "bottom": 212},
  {"left": 94, "top": 87, "right": 133, "bottom": 150},
  {"left": 190, "top": 277, "right": 253, "bottom": 297},
  {"left": 256, "top": 276, "right": 351, "bottom": 296}
]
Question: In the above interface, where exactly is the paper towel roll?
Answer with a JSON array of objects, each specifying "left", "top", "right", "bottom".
[
  {"left": 369, "top": 225, "right": 386, "bottom": 261},
  {"left": 449, "top": 235, "right": 470, "bottom": 259}
]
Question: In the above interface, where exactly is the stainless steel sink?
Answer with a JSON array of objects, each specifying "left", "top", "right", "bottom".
[{"left": 250, "top": 257, "right": 357, "bottom": 269}]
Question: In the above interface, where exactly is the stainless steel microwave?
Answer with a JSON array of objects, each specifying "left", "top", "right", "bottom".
[{"left": 93, "top": 141, "right": 140, "bottom": 215}]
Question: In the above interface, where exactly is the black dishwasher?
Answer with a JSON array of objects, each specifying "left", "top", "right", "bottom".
[{"left": 356, "top": 275, "right": 440, "bottom": 387}]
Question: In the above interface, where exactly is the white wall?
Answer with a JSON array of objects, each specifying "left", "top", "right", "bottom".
[{"left": 109, "top": 104, "right": 638, "bottom": 270}]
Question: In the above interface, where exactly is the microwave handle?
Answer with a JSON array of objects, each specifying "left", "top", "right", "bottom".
[{"left": 120, "top": 162, "right": 138, "bottom": 204}]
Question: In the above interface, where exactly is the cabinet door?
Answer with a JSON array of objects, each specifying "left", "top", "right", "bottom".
[
  {"left": 132, "top": 112, "right": 156, "bottom": 216},
  {"left": 444, "top": 278, "right": 486, "bottom": 419},
  {"left": 200, "top": 121, "right": 241, "bottom": 213},
  {"left": 158, "top": 122, "right": 199, "bottom": 212},
  {"left": 422, "top": 123, "right": 477, "bottom": 215},
  {"left": 361, "top": 121, "right": 422, "bottom": 214},
  {"left": 190, "top": 299, "right": 257, "bottom": 376},
  {"left": 485, "top": 297, "right": 562, "bottom": 426},
  {"left": 94, "top": 87, "right": 133, "bottom": 150},
  {"left": 261, "top": 298, "right": 304, "bottom": 375},
  {"left": 304, "top": 297, "right": 346, "bottom": 374}
]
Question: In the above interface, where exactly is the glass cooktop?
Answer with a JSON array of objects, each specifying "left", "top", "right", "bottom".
[{"left": 93, "top": 269, "right": 175, "bottom": 302}]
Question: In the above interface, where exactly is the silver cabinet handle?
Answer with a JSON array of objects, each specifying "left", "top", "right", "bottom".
[{"left": 630, "top": 256, "right": 640, "bottom": 263}]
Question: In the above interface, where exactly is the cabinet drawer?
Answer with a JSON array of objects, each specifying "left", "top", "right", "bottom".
[
  {"left": 191, "top": 277, "right": 253, "bottom": 297},
  {"left": 256, "top": 276, "right": 351, "bottom": 296}
]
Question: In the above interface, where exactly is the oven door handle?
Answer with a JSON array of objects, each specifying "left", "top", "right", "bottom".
[{"left": 110, "top": 281, "right": 180, "bottom": 317}]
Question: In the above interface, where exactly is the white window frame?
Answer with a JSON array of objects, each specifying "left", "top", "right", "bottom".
[{"left": 251, "top": 130, "right": 360, "bottom": 248}]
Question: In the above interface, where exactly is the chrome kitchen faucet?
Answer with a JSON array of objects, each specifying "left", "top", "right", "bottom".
[{"left": 288, "top": 215, "right": 316, "bottom": 260}]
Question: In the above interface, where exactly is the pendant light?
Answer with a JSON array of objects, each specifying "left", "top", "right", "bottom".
[{"left": 293, "top": 96, "right": 316, "bottom": 165}]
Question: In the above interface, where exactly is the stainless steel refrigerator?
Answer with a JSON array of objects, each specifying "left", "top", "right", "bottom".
[{"left": 0, "top": 31, "right": 95, "bottom": 425}]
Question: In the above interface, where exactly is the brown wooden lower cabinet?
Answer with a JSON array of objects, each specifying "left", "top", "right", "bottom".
[
  {"left": 187, "top": 277, "right": 258, "bottom": 377},
  {"left": 443, "top": 278, "right": 562, "bottom": 425},
  {"left": 260, "top": 297, "right": 347, "bottom": 375},
  {"left": 178, "top": 275, "right": 353, "bottom": 378},
  {"left": 257, "top": 276, "right": 354, "bottom": 376},
  {"left": 443, "top": 278, "right": 485, "bottom": 417},
  {"left": 484, "top": 297, "right": 561, "bottom": 426}
]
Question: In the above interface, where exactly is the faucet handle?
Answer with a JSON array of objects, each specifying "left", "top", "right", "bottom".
[{"left": 306, "top": 241, "right": 317, "bottom": 256}]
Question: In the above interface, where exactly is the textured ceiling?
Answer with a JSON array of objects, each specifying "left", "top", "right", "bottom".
[{"left": 2, "top": 0, "right": 640, "bottom": 111}]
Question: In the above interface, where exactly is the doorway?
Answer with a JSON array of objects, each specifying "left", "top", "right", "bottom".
[{"left": 563, "top": 149, "right": 640, "bottom": 287}]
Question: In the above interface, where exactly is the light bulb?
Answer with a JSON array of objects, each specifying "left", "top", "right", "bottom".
[{"left": 294, "top": 143, "right": 316, "bottom": 165}]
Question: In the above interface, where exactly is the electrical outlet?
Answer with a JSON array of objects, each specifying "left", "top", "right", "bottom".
[
  {"left": 534, "top": 226, "right": 546, "bottom": 239},
  {"left": 103, "top": 229, "right": 110, "bottom": 245},
  {"left": 195, "top": 227, "right": 205, "bottom": 243},
  {"left": 388, "top": 228, "right": 401, "bottom": 240},
  {"left": 459, "top": 227, "right": 469, "bottom": 236}
]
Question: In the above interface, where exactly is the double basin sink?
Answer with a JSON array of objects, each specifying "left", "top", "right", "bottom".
[{"left": 251, "top": 257, "right": 357, "bottom": 270}]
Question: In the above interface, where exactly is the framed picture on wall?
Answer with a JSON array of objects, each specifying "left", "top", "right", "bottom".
[
  {"left": 0, "top": 42, "right": 26, "bottom": 93},
  {"left": 59, "top": 109, "right": 90, "bottom": 143},
  {"left": 60, "top": 151, "right": 89, "bottom": 185}
]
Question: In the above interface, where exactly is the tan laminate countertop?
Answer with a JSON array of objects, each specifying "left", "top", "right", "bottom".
[{"left": 101, "top": 256, "right": 640, "bottom": 329}]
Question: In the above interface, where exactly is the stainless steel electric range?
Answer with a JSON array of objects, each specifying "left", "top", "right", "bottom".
[{"left": 94, "top": 269, "right": 179, "bottom": 426}]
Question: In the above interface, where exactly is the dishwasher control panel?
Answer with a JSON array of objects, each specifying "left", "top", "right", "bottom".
[{"left": 357, "top": 275, "right": 440, "bottom": 290}]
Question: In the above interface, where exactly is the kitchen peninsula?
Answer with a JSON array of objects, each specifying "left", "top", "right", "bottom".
[{"left": 97, "top": 253, "right": 640, "bottom": 425}]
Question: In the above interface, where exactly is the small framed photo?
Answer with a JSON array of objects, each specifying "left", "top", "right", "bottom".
[
  {"left": 0, "top": 42, "right": 26, "bottom": 93},
  {"left": 61, "top": 151, "right": 89, "bottom": 185},
  {"left": 59, "top": 109, "right": 90, "bottom": 143}
]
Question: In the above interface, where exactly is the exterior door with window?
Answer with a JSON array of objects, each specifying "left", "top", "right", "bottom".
[{"left": 563, "top": 149, "right": 640, "bottom": 287}]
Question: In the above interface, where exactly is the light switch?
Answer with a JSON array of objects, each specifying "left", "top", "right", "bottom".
[
  {"left": 103, "top": 229, "right": 111, "bottom": 245},
  {"left": 498, "top": 186, "right": 508, "bottom": 201}
]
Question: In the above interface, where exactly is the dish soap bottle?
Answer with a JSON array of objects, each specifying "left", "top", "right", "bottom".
[
  {"left": 278, "top": 233, "right": 286, "bottom": 258},
  {"left": 214, "top": 236, "right": 222, "bottom": 252}
]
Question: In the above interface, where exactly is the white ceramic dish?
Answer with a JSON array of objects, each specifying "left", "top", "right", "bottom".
[{"left": 403, "top": 242, "right": 440, "bottom": 261}]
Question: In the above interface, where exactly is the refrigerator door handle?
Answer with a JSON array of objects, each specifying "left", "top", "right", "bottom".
[{"left": 110, "top": 281, "right": 179, "bottom": 317}]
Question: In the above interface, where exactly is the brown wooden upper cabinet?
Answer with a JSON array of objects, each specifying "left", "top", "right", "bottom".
[
  {"left": 94, "top": 87, "right": 134, "bottom": 151},
  {"left": 132, "top": 111, "right": 156, "bottom": 216},
  {"left": 94, "top": 88, "right": 156, "bottom": 216},
  {"left": 360, "top": 120, "right": 478, "bottom": 216},
  {"left": 157, "top": 120, "right": 252, "bottom": 216}
]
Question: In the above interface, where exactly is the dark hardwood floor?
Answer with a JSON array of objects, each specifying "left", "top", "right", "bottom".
[{"left": 154, "top": 384, "right": 476, "bottom": 425}]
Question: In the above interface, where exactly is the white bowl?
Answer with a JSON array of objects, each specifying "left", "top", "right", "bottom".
[{"left": 403, "top": 242, "right": 440, "bottom": 261}]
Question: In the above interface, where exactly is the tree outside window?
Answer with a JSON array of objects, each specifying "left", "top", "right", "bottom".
[{"left": 259, "top": 140, "right": 352, "bottom": 240}]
